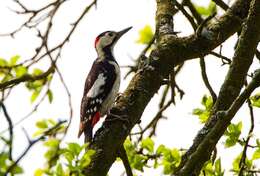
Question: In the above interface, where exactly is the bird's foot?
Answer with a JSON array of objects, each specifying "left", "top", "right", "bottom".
[
  {"left": 106, "top": 109, "right": 130, "bottom": 125},
  {"left": 114, "top": 93, "right": 123, "bottom": 104}
]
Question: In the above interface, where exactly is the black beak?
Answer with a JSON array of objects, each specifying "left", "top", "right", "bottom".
[{"left": 116, "top": 26, "right": 132, "bottom": 39}]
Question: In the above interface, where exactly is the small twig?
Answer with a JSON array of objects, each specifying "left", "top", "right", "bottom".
[
  {"left": 174, "top": 0, "right": 197, "bottom": 29},
  {"left": 118, "top": 145, "right": 133, "bottom": 176},
  {"left": 200, "top": 57, "right": 217, "bottom": 103},
  {"left": 124, "top": 36, "right": 155, "bottom": 79},
  {"left": 210, "top": 51, "right": 232, "bottom": 65},
  {"left": 0, "top": 64, "right": 55, "bottom": 90},
  {"left": 238, "top": 82, "right": 255, "bottom": 176},
  {"left": 4, "top": 120, "right": 67, "bottom": 176},
  {"left": 132, "top": 100, "right": 172, "bottom": 137},
  {"left": 196, "top": 12, "right": 217, "bottom": 36},
  {"left": 159, "top": 85, "right": 170, "bottom": 108},
  {"left": 0, "top": 86, "right": 51, "bottom": 135},
  {"left": 55, "top": 66, "right": 73, "bottom": 137},
  {"left": 212, "top": 0, "right": 229, "bottom": 11},
  {"left": 182, "top": 0, "right": 203, "bottom": 24},
  {"left": 0, "top": 102, "right": 13, "bottom": 160},
  {"left": 169, "top": 70, "right": 185, "bottom": 104}
]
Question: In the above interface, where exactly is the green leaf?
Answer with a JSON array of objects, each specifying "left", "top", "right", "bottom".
[
  {"left": 10, "top": 164, "right": 23, "bottom": 174},
  {"left": 132, "top": 154, "right": 146, "bottom": 171},
  {"left": 124, "top": 138, "right": 135, "bottom": 152},
  {"left": 0, "top": 152, "right": 8, "bottom": 168},
  {"left": 250, "top": 93, "right": 260, "bottom": 107},
  {"left": 31, "top": 90, "right": 41, "bottom": 103},
  {"left": 47, "top": 118, "right": 56, "bottom": 126},
  {"left": 34, "top": 168, "right": 44, "bottom": 176},
  {"left": 163, "top": 161, "right": 174, "bottom": 174},
  {"left": 0, "top": 58, "right": 8, "bottom": 66},
  {"left": 233, "top": 153, "right": 252, "bottom": 173},
  {"left": 9, "top": 55, "right": 20, "bottom": 66},
  {"left": 67, "top": 143, "right": 82, "bottom": 156},
  {"left": 257, "top": 139, "right": 260, "bottom": 147},
  {"left": 193, "top": 95, "right": 213, "bottom": 123},
  {"left": 136, "top": 25, "right": 154, "bottom": 44},
  {"left": 141, "top": 137, "right": 154, "bottom": 153},
  {"left": 215, "top": 158, "right": 221, "bottom": 173},
  {"left": 15, "top": 66, "right": 27, "bottom": 77},
  {"left": 201, "top": 95, "right": 213, "bottom": 110},
  {"left": 195, "top": 1, "right": 216, "bottom": 16},
  {"left": 63, "top": 152, "right": 74, "bottom": 164},
  {"left": 44, "top": 139, "right": 60, "bottom": 148},
  {"left": 252, "top": 149, "right": 260, "bottom": 160},
  {"left": 80, "top": 149, "right": 95, "bottom": 167},
  {"left": 47, "top": 89, "right": 53, "bottom": 103},
  {"left": 171, "top": 148, "right": 181, "bottom": 165},
  {"left": 36, "top": 120, "right": 48, "bottom": 129},
  {"left": 56, "top": 163, "right": 64, "bottom": 176},
  {"left": 156, "top": 144, "right": 166, "bottom": 155},
  {"left": 202, "top": 161, "right": 214, "bottom": 175},
  {"left": 33, "top": 68, "right": 43, "bottom": 76},
  {"left": 224, "top": 122, "right": 242, "bottom": 148}
]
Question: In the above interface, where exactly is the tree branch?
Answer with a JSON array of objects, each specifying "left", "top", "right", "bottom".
[
  {"left": 238, "top": 90, "right": 255, "bottom": 175},
  {"left": 4, "top": 120, "right": 67, "bottom": 176},
  {"left": 118, "top": 145, "right": 133, "bottom": 176},
  {"left": 176, "top": 0, "right": 260, "bottom": 174},
  {"left": 212, "top": 0, "right": 229, "bottom": 11},
  {"left": 83, "top": 0, "right": 253, "bottom": 175},
  {"left": 200, "top": 58, "right": 217, "bottom": 103},
  {"left": 0, "top": 64, "right": 55, "bottom": 90},
  {"left": 0, "top": 102, "right": 13, "bottom": 160}
]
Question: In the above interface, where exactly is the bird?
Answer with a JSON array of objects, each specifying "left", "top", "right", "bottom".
[{"left": 78, "top": 27, "right": 132, "bottom": 142}]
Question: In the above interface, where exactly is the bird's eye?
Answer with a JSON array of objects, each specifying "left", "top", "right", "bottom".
[{"left": 108, "top": 32, "right": 113, "bottom": 37}]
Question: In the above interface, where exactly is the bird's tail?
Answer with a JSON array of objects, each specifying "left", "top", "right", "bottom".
[
  {"left": 84, "top": 124, "right": 93, "bottom": 143},
  {"left": 78, "top": 120, "right": 93, "bottom": 143}
]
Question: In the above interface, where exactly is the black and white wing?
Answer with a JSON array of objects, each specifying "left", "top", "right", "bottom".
[{"left": 78, "top": 59, "right": 117, "bottom": 141}]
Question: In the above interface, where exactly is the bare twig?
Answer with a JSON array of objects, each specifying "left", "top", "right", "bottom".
[
  {"left": 0, "top": 102, "right": 13, "bottom": 160},
  {"left": 174, "top": 0, "right": 197, "bottom": 29},
  {"left": 212, "top": 0, "right": 229, "bottom": 11},
  {"left": 55, "top": 66, "right": 73, "bottom": 136},
  {"left": 182, "top": 0, "right": 203, "bottom": 24},
  {"left": 200, "top": 57, "right": 217, "bottom": 103},
  {"left": 238, "top": 82, "right": 255, "bottom": 176},
  {"left": 118, "top": 145, "right": 133, "bottom": 176},
  {"left": 210, "top": 51, "right": 232, "bottom": 65},
  {"left": 0, "top": 64, "right": 55, "bottom": 90},
  {"left": 0, "top": 86, "right": 51, "bottom": 135},
  {"left": 124, "top": 35, "right": 155, "bottom": 79},
  {"left": 132, "top": 100, "right": 172, "bottom": 137},
  {"left": 4, "top": 120, "right": 67, "bottom": 176}
]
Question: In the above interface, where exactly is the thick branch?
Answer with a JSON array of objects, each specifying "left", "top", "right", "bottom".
[
  {"left": 177, "top": 0, "right": 260, "bottom": 174},
  {"left": 83, "top": 0, "right": 252, "bottom": 175}
]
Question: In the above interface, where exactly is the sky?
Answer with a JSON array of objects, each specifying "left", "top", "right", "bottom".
[{"left": 0, "top": 0, "right": 260, "bottom": 175}]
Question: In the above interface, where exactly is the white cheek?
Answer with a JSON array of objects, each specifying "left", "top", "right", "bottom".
[{"left": 101, "top": 37, "right": 113, "bottom": 46}]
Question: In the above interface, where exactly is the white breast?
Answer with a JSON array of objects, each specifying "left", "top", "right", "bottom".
[{"left": 99, "top": 61, "right": 120, "bottom": 116}]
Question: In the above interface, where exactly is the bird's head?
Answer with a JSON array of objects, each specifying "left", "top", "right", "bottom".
[{"left": 94, "top": 27, "right": 132, "bottom": 56}]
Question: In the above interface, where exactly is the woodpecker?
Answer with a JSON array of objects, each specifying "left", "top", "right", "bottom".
[{"left": 78, "top": 27, "right": 132, "bottom": 142}]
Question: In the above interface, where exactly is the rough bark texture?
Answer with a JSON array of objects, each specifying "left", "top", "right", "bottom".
[
  {"left": 177, "top": 0, "right": 260, "bottom": 175},
  {"left": 83, "top": 0, "right": 255, "bottom": 175}
]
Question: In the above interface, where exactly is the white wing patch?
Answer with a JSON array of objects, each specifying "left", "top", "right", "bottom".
[{"left": 87, "top": 73, "right": 106, "bottom": 98}]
